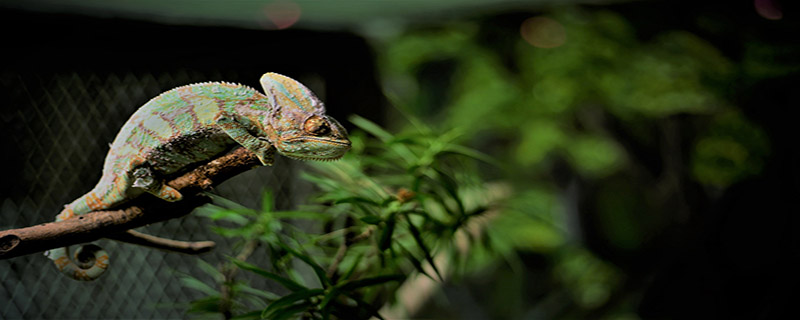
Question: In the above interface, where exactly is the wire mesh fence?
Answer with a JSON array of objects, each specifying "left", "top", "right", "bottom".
[{"left": 0, "top": 69, "right": 317, "bottom": 319}]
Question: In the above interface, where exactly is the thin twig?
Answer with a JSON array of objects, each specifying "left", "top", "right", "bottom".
[{"left": 108, "top": 230, "right": 216, "bottom": 254}]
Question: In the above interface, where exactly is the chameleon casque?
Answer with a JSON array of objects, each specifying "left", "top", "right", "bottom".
[{"left": 45, "top": 72, "right": 351, "bottom": 281}]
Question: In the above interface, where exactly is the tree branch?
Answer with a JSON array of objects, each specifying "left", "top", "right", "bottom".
[{"left": 0, "top": 147, "right": 262, "bottom": 260}]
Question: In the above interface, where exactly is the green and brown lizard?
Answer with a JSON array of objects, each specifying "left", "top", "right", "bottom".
[{"left": 45, "top": 72, "right": 351, "bottom": 281}]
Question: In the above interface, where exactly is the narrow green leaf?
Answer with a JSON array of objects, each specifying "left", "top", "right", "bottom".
[
  {"left": 433, "top": 167, "right": 465, "bottom": 216},
  {"left": 198, "top": 207, "right": 251, "bottom": 225},
  {"left": 262, "top": 289, "right": 323, "bottom": 319},
  {"left": 232, "top": 259, "right": 305, "bottom": 292},
  {"left": 261, "top": 190, "right": 273, "bottom": 214},
  {"left": 236, "top": 283, "right": 281, "bottom": 301},
  {"left": 378, "top": 215, "right": 396, "bottom": 251},
  {"left": 341, "top": 252, "right": 364, "bottom": 281},
  {"left": 186, "top": 296, "right": 222, "bottom": 314},
  {"left": 333, "top": 196, "right": 381, "bottom": 206},
  {"left": 243, "top": 295, "right": 269, "bottom": 311},
  {"left": 386, "top": 135, "right": 426, "bottom": 146},
  {"left": 272, "top": 301, "right": 314, "bottom": 320},
  {"left": 179, "top": 276, "right": 219, "bottom": 296},
  {"left": 359, "top": 215, "right": 382, "bottom": 225},
  {"left": 443, "top": 144, "right": 501, "bottom": 167},
  {"left": 354, "top": 202, "right": 379, "bottom": 217},
  {"left": 192, "top": 204, "right": 220, "bottom": 216},
  {"left": 336, "top": 274, "right": 405, "bottom": 292},
  {"left": 399, "top": 244, "right": 435, "bottom": 281},
  {"left": 406, "top": 208, "right": 432, "bottom": 219},
  {"left": 299, "top": 171, "right": 340, "bottom": 189},
  {"left": 196, "top": 258, "right": 224, "bottom": 282},
  {"left": 211, "top": 225, "right": 254, "bottom": 238},
  {"left": 349, "top": 114, "right": 394, "bottom": 142},
  {"left": 380, "top": 196, "right": 397, "bottom": 206},
  {"left": 406, "top": 218, "right": 443, "bottom": 281},
  {"left": 467, "top": 206, "right": 489, "bottom": 217},
  {"left": 208, "top": 194, "right": 251, "bottom": 211},
  {"left": 318, "top": 287, "right": 340, "bottom": 312},
  {"left": 278, "top": 242, "right": 331, "bottom": 287}
]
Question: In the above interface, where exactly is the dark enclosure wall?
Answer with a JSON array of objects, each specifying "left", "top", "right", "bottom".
[{"left": 0, "top": 10, "right": 382, "bottom": 319}]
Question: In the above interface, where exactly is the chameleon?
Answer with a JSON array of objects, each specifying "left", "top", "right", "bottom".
[{"left": 44, "top": 72, "right": 351, "bottom": 281}]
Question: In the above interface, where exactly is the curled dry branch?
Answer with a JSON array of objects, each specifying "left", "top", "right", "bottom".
[{"left": 0, "top": 147, "right": 261, "bottom": 260}]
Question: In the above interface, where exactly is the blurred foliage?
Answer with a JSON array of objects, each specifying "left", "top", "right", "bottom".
[
  {"left": 373, "top": 6, "right": 776, "bottom": 318},
  {"left": 380, "top": 8, "right": 767, "bottom": 184},
  {"left": 692, "top": 110, "right": 770, "bottom": 187}
]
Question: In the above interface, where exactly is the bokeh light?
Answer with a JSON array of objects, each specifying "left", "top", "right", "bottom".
[
  {"left": 754, "top": 0, "right": 783, "bottom": 20},
  {"left": 262, "top": 0, "right": 301, "bottom": 30},
  {"left": 520, "top": 16, "right": 566, "bottom": 48}
]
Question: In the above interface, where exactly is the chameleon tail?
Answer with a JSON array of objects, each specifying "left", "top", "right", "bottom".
[
  {"left": 45, "top": 178, "right": 126, "bottom": 281},
  {"left": 47, "top": 245, "right": 109, "bottom": 281}
]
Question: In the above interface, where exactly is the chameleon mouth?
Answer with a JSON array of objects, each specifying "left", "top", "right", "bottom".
[{"left": 285, "top": 136, "right": 351, "bottom": 147}]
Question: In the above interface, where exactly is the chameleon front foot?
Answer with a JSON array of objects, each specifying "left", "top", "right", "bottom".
[
  {"left": 217, "top": 116, "right": 275, "bottom": 166},
  {"left": 132, "top": 167, "right": 183, "bottom": 202},
  {"left": 255, "top": 139, "right": 276, "bottom": 166}
]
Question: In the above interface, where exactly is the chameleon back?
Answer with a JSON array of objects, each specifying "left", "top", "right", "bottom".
[{"left": 105, "top": 83, "right": 271, "bottom": 177}]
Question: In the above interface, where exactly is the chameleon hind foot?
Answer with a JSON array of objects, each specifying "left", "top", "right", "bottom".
[
  {"left": 132, "top": 167, "right": 183, "bottom": 202},
  {"left": 153, "top": 184, "right": 183, "bottom": 202}
]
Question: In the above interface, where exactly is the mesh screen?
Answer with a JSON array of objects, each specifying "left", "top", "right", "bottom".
[{"left": 1, "top": 69, "right": 317, "bottom": 319}]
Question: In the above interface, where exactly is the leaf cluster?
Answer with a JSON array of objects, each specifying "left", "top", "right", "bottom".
[{"left": 180, "top": 115, "right": 498, "bottom": 319}]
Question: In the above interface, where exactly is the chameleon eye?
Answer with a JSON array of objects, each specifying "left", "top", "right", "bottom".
[{"left": 304, "top": 115, "right": 329, "bottom": 136}]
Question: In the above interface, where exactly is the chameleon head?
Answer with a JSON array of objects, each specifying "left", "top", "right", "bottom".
[{"left": 260, "top": 73, "right": 351, "bottom": 161}]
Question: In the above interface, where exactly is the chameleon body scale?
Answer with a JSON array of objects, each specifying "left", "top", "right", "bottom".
[{"left": 46, "top": 73, "right": 350, "bottom": 281}]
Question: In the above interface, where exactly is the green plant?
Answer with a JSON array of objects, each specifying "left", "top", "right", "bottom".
[{"left": 180, "top": 115, "right": 501, "bottom": 319}]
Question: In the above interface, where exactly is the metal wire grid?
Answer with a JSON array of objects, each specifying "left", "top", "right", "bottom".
[{"left": 0, "top": 70, "right": 312, "bottom": 319}]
